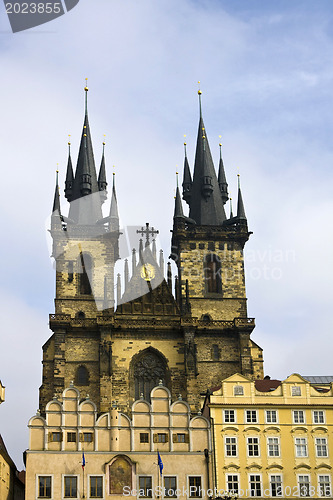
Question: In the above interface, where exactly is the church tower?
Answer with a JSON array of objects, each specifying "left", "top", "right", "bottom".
[
  {"left": 171, "top": 89, "right": 263, "bottom": 405},
  {"left": 40, "top": 84, "right": 120, "bottom": 411},
  {"left": 39, "top": 85, "right": 263, "bottom": 417}
]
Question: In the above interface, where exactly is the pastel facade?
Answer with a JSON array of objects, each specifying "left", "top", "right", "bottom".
[
  {"left": 209, "top": 373, "right": 333, "bottom": 498},
  {"left": 26, "top": 384, "right": 212, "bottom": 500}
]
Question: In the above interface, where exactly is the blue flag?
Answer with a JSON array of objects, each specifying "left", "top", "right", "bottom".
[
  {"left": 82, "top": 452, "right": 85, "bottom": 469},
  {"left": 157, "top": 452, "right": 163, "bottom": 475}
]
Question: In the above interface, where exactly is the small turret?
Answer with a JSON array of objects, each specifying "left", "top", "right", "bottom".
[
  {"left": 218, "top": 142, "right": 229, "bottom": 204},
  {"left": 174, "top": 173, "right": 184, "bottom": 219},
  {"left": 51, "top": 169, "right": 62, "bottom": 231},
  {"left": 182, "top": 142, "right": 192, "bottom": 205},
  {"left": 109, "top": 173, "right": 119, "bottom": 232},
  {"left": 64, "top": 139, "right": 74, "bottom": 202},
  {"left": 98, "top": 140, "right": 107, "bottom": 203},
  {"left": 237, "top": 174, "right": 247, "bottom": 221}
]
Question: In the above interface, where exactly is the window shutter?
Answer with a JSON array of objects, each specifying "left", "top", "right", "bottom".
[
  {"left": 165, "top": 434, "right": 169, "bottom": 443},
  {"left": 153, "top": 434, "right": 158, "bottom": 443},
  {"left": 48, "top": 432, "right": 52, "bottom": 442},
  {"left": 185, "top": 434, "right": 189, "bottom": 443},
  {"left": 60, "top": 432, "right": 63, "bottom": 441},
  {"left": 79, "top": 433, "right": 84, "bottom": 442},
  {"left": 172, "top": 434, "right": 177, "bottom": 443}
]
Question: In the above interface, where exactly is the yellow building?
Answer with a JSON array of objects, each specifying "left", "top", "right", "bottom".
[
  {"left": 209, "top": 373, "right": 333, "bottom": 498},
  {"left": 26, "top": 383, "right": 212, "bottom": 500},
  {"left": 0, "top": 381, "right": 25, "bottom": 500}
]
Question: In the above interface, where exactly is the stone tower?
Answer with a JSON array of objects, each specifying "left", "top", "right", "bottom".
[{"left": 39, "top": 86, "right": 263, "bottom": 416}]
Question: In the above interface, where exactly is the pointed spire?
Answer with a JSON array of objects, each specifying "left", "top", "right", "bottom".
[
  {"left": 64, "top": 137, "right": 74, "bottom": 202},
  {"left": 124, "top": 259, "right": 129, "bottom": 290},
  {"left": 98, "top": 138, "right": 108, "bottom": 203},
  {"left": 167, "top": 262, "right": 172, "bottom": 288},
  {"left": 174, "top": 172, "right": 184, "bottom": 219},
  {"left": 52, "top": 168, "right": 61, "bottom": 214},
  {"left": 116, "top": 273, "right": 121, "bottom": 305},
  {"left": 229, "top": 196, "right": 234, "bottom": 218},
  {"left": 237, "top": 174, "right": 247, "bottom": 220},
  {"left": 68, "top": 81, "right": 103, "bottom": 224},
  {"left": 159, "top": 249, "right": 164, "bottom": 272},
  {"left": 109, "top": 172, "right": 119, "bottom": 232},
  {"left": 132, "top": 248, "right": 137, "bottom": 276},
  {"left": 152, "top": 239, "right": 157, "bottom": 260},
  {"left": 182, "top": 141, "right": 192, "bottom": 205},
  {"left": 51, "top": 169, "right": 62, "bottom": 230},
  {"left": 218, "top": 141, "right": 229, "bottom": 204},
  {"left": 188, "top": 88, "right": 227, "bottom": 225}
]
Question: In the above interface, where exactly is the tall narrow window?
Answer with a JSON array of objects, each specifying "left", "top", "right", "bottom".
[
  {"left": 204, "top": 254, "right": 222, "bottom": 294},
  {"left": 38, "top": 476, "right": 52, "bottom": 498},
  {"left": 77, "top": 366, "right": 89, "bottom": 386},
  {"left": 79, "top": 253, "right": 92, "bottom": 295}
]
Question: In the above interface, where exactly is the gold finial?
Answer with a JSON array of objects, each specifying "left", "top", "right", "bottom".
[
  {"left": 198, "top": 81, "right": 202, "bottom": 95},
  {"left": 84, "top": 77, "right": 88, "bottom": 91},
  {"left": 68, "top": 134, "right": 71, "bottom": 146},
  {"left": 56, "top": 163, "right": 59, "bottom": 174},
  {"left": 103, "top": 134, "right": 106, "bottom": 146},
  {"left": 184, "top": 134, "right": 187, "bottom": 146},
  {"left": 219, "top": 143, "right": 222, "bottom": 147},
  {"left": 84, "top": 133, "right": 87, "bottom": 137}
]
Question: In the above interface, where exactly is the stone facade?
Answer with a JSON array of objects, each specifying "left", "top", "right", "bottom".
[{"left": 39, "top": 90, "right": 264, "bottom": 421}]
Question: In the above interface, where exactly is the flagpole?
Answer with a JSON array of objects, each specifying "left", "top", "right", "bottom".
[
  {"left": 83, "top": 466, "right": 85, "bottom": 499},
  {"left": 157, "top": 450, "right": 159, "bottom": 499}
]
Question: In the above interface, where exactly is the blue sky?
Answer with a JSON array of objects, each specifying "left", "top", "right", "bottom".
[{"left": 0, "top": 0, "right": 332, "bottom": 469}]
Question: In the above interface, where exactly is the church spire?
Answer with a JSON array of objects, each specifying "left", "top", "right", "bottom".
[
  {"left": 64, "top": 138, "right": 74, "bottom": 202},
  {"left": 188, "top": 88, "right": 226, "bottom": 225},
  {"left": 218, "top": 142, "right": 229, "bottom": 204},
  {"left": 51, "top": 169, "right": 62, "bottom": 230},
  {"left": 182, "top": 142, "right": 192, "bottom": 205},
  {"left": 174, "top": 172, "right": 184, "bottom": 219},
  {"left": 237, "top": 174, "right": 247, "bottom": 220},
  {"left": 98, "top": 139, "right": 108, "bottom": 203},
  {"left": 109, "top": 172, "right": 119, "bottom": 231},
  {"left": 67, "top": 81, "right": 103, "bottom": 224}
]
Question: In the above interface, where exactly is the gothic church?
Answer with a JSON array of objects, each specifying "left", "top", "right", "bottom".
[{"left": 40, "top": 86, "right": 263, "bottom": 416}]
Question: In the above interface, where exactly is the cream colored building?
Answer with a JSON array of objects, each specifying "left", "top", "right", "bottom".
[
  {"left": 209, "top": 373, "right": 333, "bottom": 499},
  {"left": 26, "top": 384, "right": 212, "bottom": 499},
  {"left": 0, "top": 381, "right": 25, "bottom": 500}
]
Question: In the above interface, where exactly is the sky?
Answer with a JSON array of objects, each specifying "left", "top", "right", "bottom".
[{"left": 0, "top": 0, "right": 333, "bottom": 469}]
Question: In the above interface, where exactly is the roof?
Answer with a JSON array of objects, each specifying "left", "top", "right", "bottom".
[
  {"left": 255, "top": 379, "right": 281, "bottom": 392},
  {"left": 303, "top": 376, "right": 333, "bottom": 384}
]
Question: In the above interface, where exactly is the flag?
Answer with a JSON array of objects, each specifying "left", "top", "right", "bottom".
[
  {"left": 82, "top": 452, "right": 85, "bottom": 469},
  {"left": 157, "top": 452, "right": 163, "bottom": 475}
]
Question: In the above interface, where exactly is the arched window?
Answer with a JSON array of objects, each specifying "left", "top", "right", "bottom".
[
  {"left": 77, "top": 366, "right": 89, "bottom": 385},
  {"left": 78, "top": 253, "right": 92, "bottom": 295},
  {"left": 204, "top": 253, "right": 222, "bottom": 294},
  {"left": 133, "top": 350, "right": 167, "bottom": 401}
]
